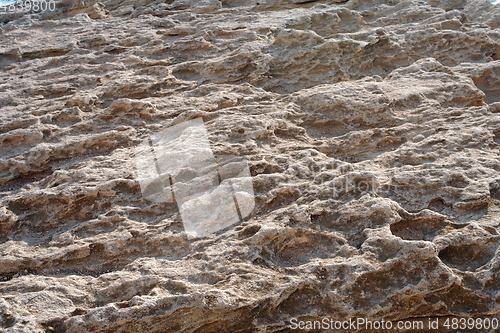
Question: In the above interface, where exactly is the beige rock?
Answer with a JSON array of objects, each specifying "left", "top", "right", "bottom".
[{"left": 1, "top": 0, "right": 500, "bottom": 331}]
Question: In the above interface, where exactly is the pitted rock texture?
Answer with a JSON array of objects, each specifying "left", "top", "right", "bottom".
[{"left": 1, "top": 0, "right": 500, "bottom": 332}]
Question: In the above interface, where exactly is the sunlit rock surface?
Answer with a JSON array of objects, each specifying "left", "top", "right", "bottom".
[{"left": 1, "top": 0, "right": 500, "bottom": 331}]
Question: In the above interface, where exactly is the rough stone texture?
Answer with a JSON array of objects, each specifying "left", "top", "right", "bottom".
[{"left": 1, "top": 0, "right": 500, "bottom": 332}]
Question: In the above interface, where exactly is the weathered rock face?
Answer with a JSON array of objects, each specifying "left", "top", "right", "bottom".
[{"left": 1, "top": 0, "right": 500, "bottom": 331}]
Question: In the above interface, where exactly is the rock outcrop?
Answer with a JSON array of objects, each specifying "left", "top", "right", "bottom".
[{"left": 1, "top": 0, "right": 500, "bottom": 331}]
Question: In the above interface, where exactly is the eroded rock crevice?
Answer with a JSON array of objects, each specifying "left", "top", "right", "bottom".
[{"left": 1, "top": 0, "right": 500, "bottom": 331}]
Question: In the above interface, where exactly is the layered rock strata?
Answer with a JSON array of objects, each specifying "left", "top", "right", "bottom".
[{"left": 1, "top": 0, "right": 500, "bottom": 331}]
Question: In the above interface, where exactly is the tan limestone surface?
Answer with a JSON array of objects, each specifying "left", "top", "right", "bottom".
[{"left": 1, "top": 0, "right": 500, "bottom": 331}]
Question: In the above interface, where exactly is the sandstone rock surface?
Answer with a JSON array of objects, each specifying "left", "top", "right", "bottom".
[{"left": 1, "top": 0, "right": 500, "bottom": 332}]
